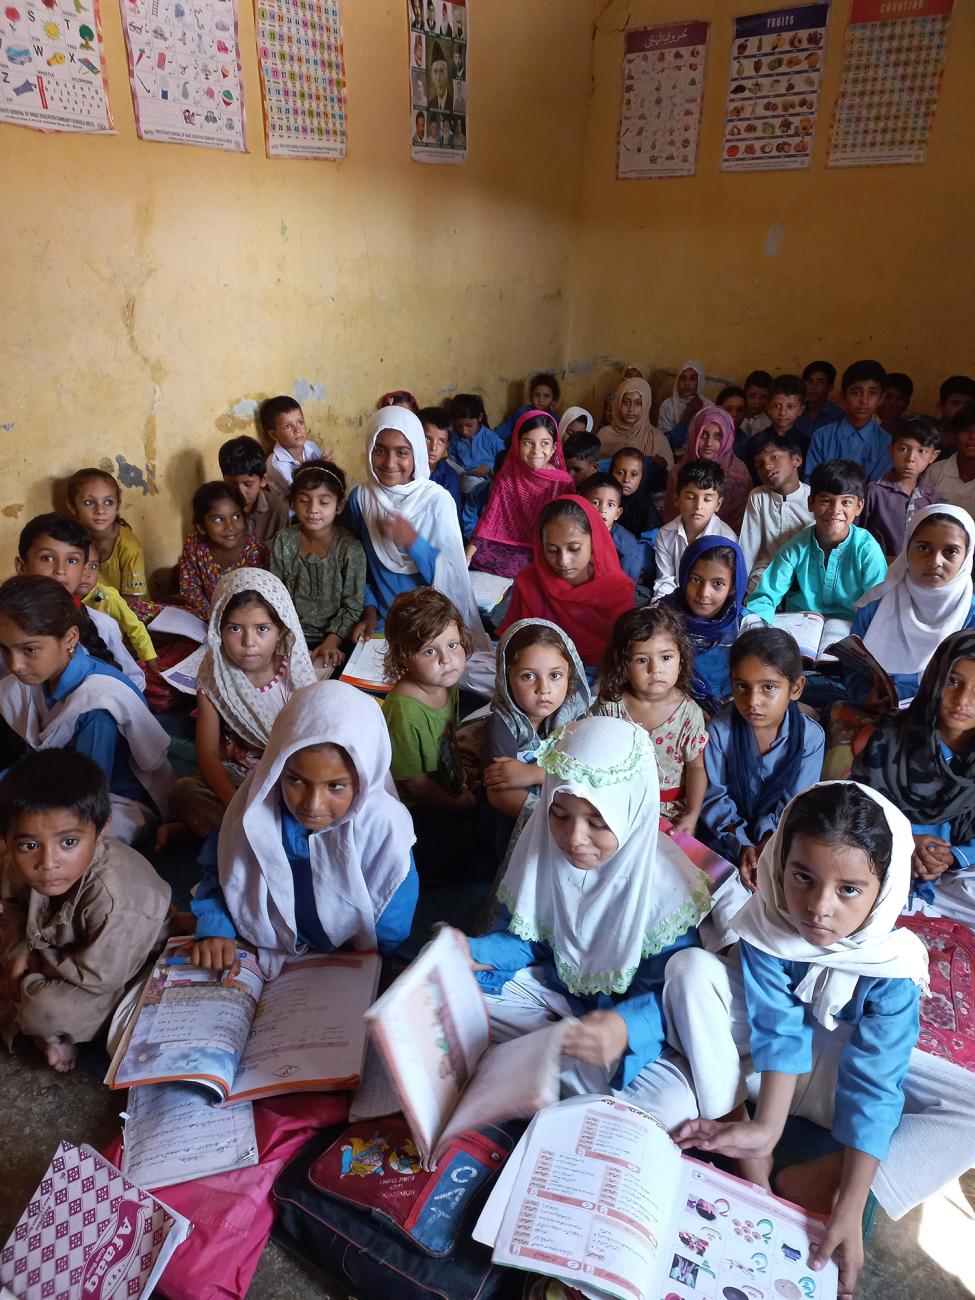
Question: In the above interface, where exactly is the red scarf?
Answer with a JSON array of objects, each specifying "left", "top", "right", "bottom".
[{"left": 473, "top": 410, "right": 573, "bottom": 548}]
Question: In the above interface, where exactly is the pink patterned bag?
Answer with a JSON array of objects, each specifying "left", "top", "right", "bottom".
[{"left": 897, "top": 914, "right": 975, "bottom": 1073}]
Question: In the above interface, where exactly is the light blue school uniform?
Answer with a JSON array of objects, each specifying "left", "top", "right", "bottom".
[
  {"left": 493, "top": 405, "right": 531, "bottom": 446},
  {"left": 804, "top": 416, "right": 892, "bottom": 483},
  {"left": 611, "top": 522, "right": 645, "bottom": 584},
  {"left": 342, "top": 488, "right": 440, "bottom": 630},
  {"left": 794, "top": 399, "right": 844, "bottom": 445},
  {"left": 844, "top": 594, "right": 975, "bottom": 707},
  {"left": 447, "top": 424, "right": 505, "bottom": 474},
  {"left": 740, "top": 940, "right": 919, "bottom": 1161},
  {"left": 745, "top": 524, "right": 888, "bottom": 624}
]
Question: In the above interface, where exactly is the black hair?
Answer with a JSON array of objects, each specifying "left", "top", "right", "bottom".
[
  {"left": 221, "top": 589, "right": 286, "bottom": 630},
  {"left": 564, "top": 431, "right": 602, "bottom": 463},
  {"left": 768, "top": 374, "right": 805, "bottom": 401},
  {"left": 530, "top": 372, "right": 560, "bottom": 402},
  {"left": 951, "top": 401, "right": 975, "bottom": 436},
  {"left": 610, "top": 445, "right": 644, "bottom": 467},
  {"left": 841, "top": 359, "right": 885, "bottom": 391},
  {"left": 716, "top": 385, "right": 746, "bottom": 405},
  {"left": 516, "top": 414, "right": 557, "bottom": 441},
  {"left": 677, "top": 458, "right": 725, "bottom": 494},
  {"left": 218, "top": 435, "right": 266, "bottom": 479},
  {"left": 538, "top": 498, "right": 591, "bottom": 538},
  {"left": 449, "top": 393, "right": 488, "bottom": 425},
  {"left": 802, "top": 360, "right": 837, "bottom": 386},
  {"left": 892, "top": 414, "right": 940, "bottom": 450},
  {"left": 750, "top": 432, "right": 804, "bottom": 461},
  {"left": 0, "top": 575, "right": 121, "bottom": 671},
  {"left": 579, "top": 472, "right": 622, "bottom": 502},
  {"left": 730, "top": 626, "right": 803, "bottom": 683},
  {"left": 744, "top": 370, "right": 772, "bottom": 390},
  {"left": 259, "top": 395, "right": 302, "bottom": 436},
  {"left": 0, "top": 748, "right": 111, "bottom": 836},
  {"left": 289, "top": 458, "right": 347, "bottom": 505},
  {"left": 192, "top": 480, "right": 246, "bottom": 527},
  {"left": 691, "top": 544, "right": 737, "bottom": 579},
  {"left": 18, "top": 512, "right": 89, "bottom": 561},
  {"left": 65, "top": 469, "right": 124, "bottom": 522},
  {"left": 884, "top": 371, "right": 914, "bottom": 400},
  {"left": 939, "top": 375, "right": 975, "bottom": 405},
  {"left": 418, "top": 405, "right": 451, "bottom": 430},
  {"left": 809, "top": 458, "right": 865, "bottom": 500},
  {"left": 781, "top": 783, "right": 893, "bottom": 884}
]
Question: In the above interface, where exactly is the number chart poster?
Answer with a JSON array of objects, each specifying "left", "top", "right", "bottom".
[
  {"left": 408, "top": 0, "right": 467, "bottom": 165},
  {"left": 617, "top": 20, "right": 709, "bottom": 180},
  {"left": 255, "top": 0, "right": 347, "bottom": 159},
  {"left": 828, "top": 0, "right": 954, "bottom": 168},
  {"left": 721, "top": 3, "right": 828, "bottom": 172},
  {"left": 119, "top": 0, "right": 246, "bottom": 151},
  {"left": 0, "top": 0, "right": 113, "bottom": 133}
]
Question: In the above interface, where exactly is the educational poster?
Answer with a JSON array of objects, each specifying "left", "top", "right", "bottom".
[
  {"left": 721, "top": 3, "right": 829, "bottom": 172},
  {"left": 828, "top": 0, "right": 953, "bottom": 168},
  {"left": 616, "top": 20, "right": 709, "bottom": 180},
  {"left": 408, "top": 0, "right": 467, "bottom": 165},
  {"left": 119, "top": 0, "right": 247, "bottom": 151},
  {"left": 0, "top": 0, "right": 113, "bottom": 133},
  {"left": 255, "top": 0, "right": 347, "bottom": 159}
]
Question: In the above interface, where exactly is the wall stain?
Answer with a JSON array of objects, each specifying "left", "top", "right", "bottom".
[
  {"left": 2, "top": 503, "right": 24, "bottom": 519},
  {"left": 765, "top": 223, "right": 786, "bottom": 257},
  {"left": 121, "top": 283, "right": 162, "bottom": 495},
  {"left": 215, "top": 396, "right": 262, "bottom": 434},
  {"left": 294, "top": 379, "right": 326, "bottom": 404},
  {"left": 115, "top": 456, "right": 149, "bottom": 491},
  {"left": 0, "top": 423, "right": 14, "bottom": 432}
]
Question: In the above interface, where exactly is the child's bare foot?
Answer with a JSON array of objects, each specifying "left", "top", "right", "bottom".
[
  {"left": 42, "top": 1039, "right": 77, "bottom": 1072},
  {"left": 775, "top": 1151, "right": 844, "bottom": 1213}
]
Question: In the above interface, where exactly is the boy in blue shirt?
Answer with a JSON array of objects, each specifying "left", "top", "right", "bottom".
[
  {"left": 418, "top": 405, "right": 461, "bottom": 515},
  {"left": 564, "top": 430, "right": 602, "bottom": 489},
  {"left": 580, "top": 472, "right": 647, "bottom": 588},
  {"left": 447, "top": 393, "right": 504, "bottom": 493},
  {"left": 805, "top": 360, "right": 891, "bottom": 483},
  {"left": 794, "top": 359, "right": 843, "bottom": 445}
]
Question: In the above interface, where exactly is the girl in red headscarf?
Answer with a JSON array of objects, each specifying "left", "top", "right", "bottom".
[{"left": 662, "top": 407, "right": 753, "bottom": 533}]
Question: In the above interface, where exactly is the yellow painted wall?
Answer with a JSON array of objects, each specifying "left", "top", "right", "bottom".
[
  {"left": 565, "top": 0, "right": 975, "bottom": 422},
  {"left": 0, "top": 0, "right": 591, "bottom": 576}
]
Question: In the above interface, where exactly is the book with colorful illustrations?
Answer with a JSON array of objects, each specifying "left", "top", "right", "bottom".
[{"left": 105, "top": 937, "right": 379, "bottom": 1105}]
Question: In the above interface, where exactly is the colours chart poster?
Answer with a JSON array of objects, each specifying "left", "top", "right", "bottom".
[
  {"left": 0, "top": 0, "right": 112, "bottom": 132},
  {"left": 617, "top": 20, "right": 709, "bottom": 180},
  {"left": 828, "top": 0, "right": 953, "bottom": 168},
  {"left": 408, "top": 0, "right": 467, "bottom": 165},
  {"left": 119, "top": 0, "right": 246, "bottom": 150},
  {"left": 255, "top": 0, "right": 347, "bottom": 159},
  {"left": 721, "top": 3, "right": 828, "bottom": 171}
]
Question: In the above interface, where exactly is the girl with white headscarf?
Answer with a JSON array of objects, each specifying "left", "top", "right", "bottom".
[
  {"left": 556, "top": 406, "right": 594, "bottom": 443},
  {"left": 466, "top": 716, "right": 712, "bottom": 1113},
  {"left": 657, "top": 359, "right": 707, "bottom": 441},
  {"left": 190, "top": 680, "right": 418, "bottom": 978}
]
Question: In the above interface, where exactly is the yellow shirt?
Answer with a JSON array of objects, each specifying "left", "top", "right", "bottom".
[
  {"left": 99, "top": 524, "right": 148, "bottom": 598},
  {"left": 83, "top": 583, "right": 156, "bottom": 661}
]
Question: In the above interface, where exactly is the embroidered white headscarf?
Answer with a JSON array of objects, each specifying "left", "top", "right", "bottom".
[
  {"left": 658, "top": 360, "right": 706, "bottom": 434},
  {"left": 497, "top": 716, "right": 712, "bottom": 996},
  {"left": 732, "top": 781, "right": 929, "bottom": 1029}
]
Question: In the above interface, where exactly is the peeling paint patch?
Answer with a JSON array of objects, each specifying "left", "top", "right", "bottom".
[
  {"left": 233, "top": 398, "right": 260, "bottom": 420},
  {"left": 764, "top": 223, "right": 785, "bottom": 256},
  {"left": 2, "top": 503, "right": 24, "bottom": 518},
  {"left": 440, "top": 383, "right": 457, "bottom": 395},
  {"left": 0, "top": 422, "right": 14, "bottom": 432},
  {"left": 294, "top": 379, "right": 326, "bottom": 405},
  {"left": 115, "top": 456, "right": 150, "bottom": 493},
  {"left": 280, "top": 220, "right": 288, "bottom": 240}
]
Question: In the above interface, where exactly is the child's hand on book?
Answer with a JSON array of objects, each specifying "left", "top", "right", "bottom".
[
  {"left": 442, "top": 926, "right": 495, "bottom": 973},
  {"left": 668, "top": 811, "right": 698, "bottom": 836},
  {"left": 671, "top": 1117, "right": 775, "bottom": 1160},
  {"left": 313, "top": 635, "right": 346, "bottom": 670},
  {"left": 561, "top": 1010, "right": 628, "bottom": 1068},
  {"left": 738, "top": 845, "right": 760, "bottom": 892},
  {"left": 809, "top": 1201, "right": 864, "bottom": 1299},
  {"left": 190, "top": 938, "right": 241, "bottom": 977}
]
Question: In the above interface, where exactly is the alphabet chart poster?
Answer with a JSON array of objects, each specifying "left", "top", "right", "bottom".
[
  {"left": 407, "top": 0, "right": 467, "bottom": 165},
  {"left": 828, "top": 0, "right": 954, "bottom": 167},
  {"left": 0, "top": 0, "right": 113, "bottom": 133},
  {"left": 255, "top": 0, "right": 347, "bottom": 159},
  {"left": 721, "top": 3, "right": 829, "bottom": 172},
  {"left": 119, "top": 0, "right": 247, "bottom": 150},
  {"left": 617, "top": 20, "right": 709, "bottom": 180}
]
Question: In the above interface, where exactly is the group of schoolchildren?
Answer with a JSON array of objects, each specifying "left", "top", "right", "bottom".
[{"left": 2, "top": 358, "right": 975, "bottom": 1295}]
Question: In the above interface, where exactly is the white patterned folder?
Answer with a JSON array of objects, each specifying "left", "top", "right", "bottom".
[{"left": 0, "top": 1141, "right": 191, "bottom": 1299}]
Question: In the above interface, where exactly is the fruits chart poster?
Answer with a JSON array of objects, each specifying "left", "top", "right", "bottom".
[
  {"left": 119, "top": 0, "right": 247, "bottom": 150},
  {"left": 408, "top": 0, "right": 467, "bottom": 165},
  {"left": 616, "top": 20, "right": 709, "bottom": 180},
  {"left": 721, "top": 3, "right": 829, "bottom": 172},
  {"left": 255, "top": 0, "right": 347, "bottom": 159},
  {"left": 0, "top": 0, "right": 113, "bottom": 132},
  {"left": 828, "top": 0, "right": 954, "bottom": 168}
]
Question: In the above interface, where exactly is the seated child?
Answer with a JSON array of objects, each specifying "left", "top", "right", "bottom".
[
  {"left": 557, "top": 406, "right": 594, "bottom": 443},
  {"left": 658, "top": 361, "right": 706, "bottom": 449},
  {"left": 794, "top": 359, "right": 843, "bottom": 444},
  {"left": 563, "top": 430, "right": 602, "bottom": 488},
  {"left": 269, "top": 460, "right": 365, "bottom": 667},
  {"left": 0, "top": 576, "right": 172, "bottom": 843},
  {"left": 482, "top": 619, "right": 590, "bottom": 849},
  {"left": 852, "top": 630, "right": 975, "bottom": 914},
  {"left": 65, "top": 467, "right": 149, "bottom": 602},
  {"left": 926, "top": 401, "right": 975, "bottom": 514},
  {"left": 738, "top": 434, "right": 813, "bottom": 595},
  {"left": 610, "top": 446, "right": 663, "bottom": 537},
  {"left": 378, "top": 389, "right": 421, "bottom": 414},
  {"left": 598, "top": 378, "right": 674, "bottom": 465},
  {"left": 447, "top": 393, "right": 504, "bottom": 489},
  {"left": 716, "top": 384, "right": 746, "bottom": 434},
  {"left": 662, "top": 537, "right": 746, "bottom": 716},
  {"left": 78, "top": 541, "right": 157, "bottom": 668},
  {"left": 494, "top": 372, "right": 562, "bottom": 444},
  {"left": 860, "top": 415, "right": 942, "bottom": 560},
  {"left": 805, "top": 359, "right": 892, "bottom": 482},
  {"left": 260, "top": 395, "right": 325, "bottom": 499},
  {"left": 170, "top": 569, "right": 318, "bottom": 839},
  {"left": 190, "top": 680, "right": 418, "bottom": 975},
  {"left": 470, "top": 411, "right": 573, "bottom": 578},
  {"left": 935, "top": 376, "right": 975, "bottom": 455},
  {"left": 700, "top": 627, "right": 824, "bottom": 883},
  {"left": 746, "top": 460, "right": 888, "bottom": 627},
  {"left": 580, "top": 472, "right": 646, "bottom": 586},
  {"left": 654, "top": 460, "right": 736, "bottom": 600},
  {"left": 745, "top": 373, "right": 806, "bottom": 474},
  {"left": 178, "top": 482, "right": 268, "bottom": 623},
  {"left": 218, "top": 435, "right": 290, "bottom": 545},
  {"left": 499, "top": 496, "right": 635, "bottom": 673},
  {"left": 0, "top": 749, "right": 171, "bottom": 1072},
  {"left": 662, "top": 408, "right": 751, "bottom": 532},
  {"left": 878, "top": 371, "right": 914, "bottom": 435},
  {"left": 419, "top": 405, "right": 461, "bottom": 512},
  {"left": 592, "top": 605, "right": 707, "bottom": 833},
  {"left": 847, "top": 505, "right": 975, "bottom": 710},
  {"left": 738, "top": 369, "right": 772, "bottom": 440},
  {"left": 665, "top": 784, "right": 939, "bottom": 1295},
  {"left": 381, "top": 588, "right": 477, "bottom": 879},
  {"left": 464, "top": 716, "right": 713, "bottom": 1115}
]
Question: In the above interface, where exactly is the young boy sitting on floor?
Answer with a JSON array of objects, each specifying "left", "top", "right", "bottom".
[
  {"left": 738, "top": 434, "right": 813, "bottom": 595},
  {"left": 926, "top": 402, "right": 975, "bottom": 516},
  {"left": 219, "top": 435, "right": 290, "bottom": 544},
  {"left": 579, "top": 472, "right": 646, "bottom": 587},
  {"left": 260, "top": 396, "right": 325, "bottom": 498},
  {"left": 563, "top": 430, "right": 602, "bottom": 489},
  {"left": 860, "top": 414, "right": 942, "bottom": 561},
  {"left": 805, "top": 359, "right": 891, "bottom": 483},
  {"left": 0, "top": 749, "right": 171, "bottom": 1072},
  {"left": 654, "top": 460, "right": 736, "bottom": 600}
]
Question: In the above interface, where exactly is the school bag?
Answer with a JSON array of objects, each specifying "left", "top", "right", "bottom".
[{"left": 897, "top": 914, "right": 975, "bottom": 1074}]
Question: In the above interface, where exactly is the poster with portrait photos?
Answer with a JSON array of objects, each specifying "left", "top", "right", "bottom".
[{"left": 408, "top": 0, "right": 467, "bottom": 164}]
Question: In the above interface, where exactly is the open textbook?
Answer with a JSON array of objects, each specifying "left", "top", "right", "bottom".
[
  {"left": 474, "top": 1095, "right": 838, "bottom": 1300},
  {"left": 469, "top": 570, "right": 513, "bottom": 614},
  {"left": 340, "top": 636, "right": 390, "bottom": 694},
  {"left": 353, "top": 927, "right": 569, "bottom": 1169},
  {"left": 120, "top": 1082, "right": 259, "bottom": 1189},
  {"left": 822, "top": 634, "right": 900, "bottom": 710},
  {"left": 147, "top": 607, "right": 209, "bottom": 695},
  {"left": 773, "top": 611, "right": 851, "bottom": 665},
  {"left": 106, "top": 938, "right": 379, "bottom": 1105}
]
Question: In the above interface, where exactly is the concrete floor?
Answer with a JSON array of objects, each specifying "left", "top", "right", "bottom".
[{"left": 2, "top": 1041, "right": 973, "bottom": 1298}]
